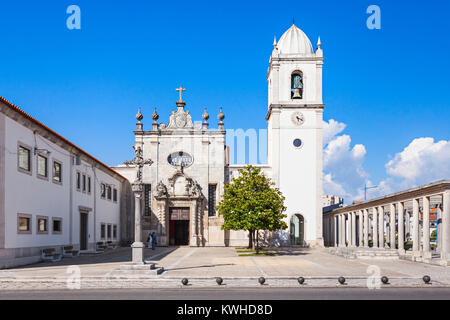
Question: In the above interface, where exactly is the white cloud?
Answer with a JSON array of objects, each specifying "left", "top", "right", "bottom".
[
  {"left": 323, "top": 119, "right": 346, "bottom": 146},
  {"left": 322, "top": 125, "right": 450, "bottom": 204},
  {"left": 322, "top": 119, "right": 369, "bottom": 204},
  {"left": 384, "top": 137, "right": 450, "bottom": 188}
]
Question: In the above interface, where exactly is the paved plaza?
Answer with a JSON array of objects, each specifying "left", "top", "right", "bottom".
[{"left": 0, "top": 247, "right": 449, "bottom": 291}]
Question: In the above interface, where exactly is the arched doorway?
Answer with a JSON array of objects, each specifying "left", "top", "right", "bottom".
[{"left": 290, "top": 214, "right": 305, "bottom": 246}]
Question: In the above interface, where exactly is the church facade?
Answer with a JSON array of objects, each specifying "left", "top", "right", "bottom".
[{"left": 114, "top": 24, "right": 325, "bottom": 248}]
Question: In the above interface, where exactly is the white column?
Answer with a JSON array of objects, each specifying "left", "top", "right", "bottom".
[
  {"left": 131, "top": 183, "right": 145, "bottom": 264},
  {"left": 405, "top": 210, "right": 411, "bottom": 242},
  {"left": 378, "top": 206, "right": 384, "bottom": 248},
  {"left": 441, "top": 191, "right": 450, "bottom": 260},
  {"left": 351, "top": 212, "right": 357, "bottom": 247},
  {"left": 333, "top": 216, "right": 338, "bottom": 247},
  {"left": 373, "top": 208, "right": 378, "bottom": 248},
  {"left": 339, "top": 214, "right": 344, "bottom": 247},
  {"left": 398, "top": 202, "right": 405, "bottom": 252},
  {"left": 422, "top": 196, "right": 431, "bottom": 258},
  {"left": 348, "top": 213, "right": 353, "bottom": 247},
  {"left": 390, "top": 203, "right": 396, "bottom": 249},
  {"left": 412, "top": 198, "right": 420, "bottom": 254},
  {"left": 358, "top": 210, "right": 363, "bottom": 247},
  {"left": 363, "top": 209, "right": 369, "bottom": 248}
]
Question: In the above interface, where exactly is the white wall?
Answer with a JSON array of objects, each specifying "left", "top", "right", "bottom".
[{"left": 3, "top": 114, "right": 122, "bottom": 253}]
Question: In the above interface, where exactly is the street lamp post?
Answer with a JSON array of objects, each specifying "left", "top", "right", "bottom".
[{"left": 364, "top": 184, "right": 378, "bottom": 201}]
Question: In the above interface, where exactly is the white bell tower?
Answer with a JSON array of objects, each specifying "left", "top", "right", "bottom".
[{"left": 266, "top": 24, "right": 324, "bottom": 247}]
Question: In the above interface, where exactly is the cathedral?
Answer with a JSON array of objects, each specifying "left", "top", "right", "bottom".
[{"left": 114, "top": 24, "right": 325, "bottom": 248}]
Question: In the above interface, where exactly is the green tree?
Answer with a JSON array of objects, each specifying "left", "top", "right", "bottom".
[{"left": 217, "top": 165, "right": 287, "bottom": 252}]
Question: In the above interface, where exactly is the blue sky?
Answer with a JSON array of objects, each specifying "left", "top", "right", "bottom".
[{"left": 1, "top": 0, "right": 449, "bottom": 201}]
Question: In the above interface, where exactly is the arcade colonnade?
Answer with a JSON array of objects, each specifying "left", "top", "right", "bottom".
[{"left": 323, "top": 181, "right": 450, "bottom": 264}]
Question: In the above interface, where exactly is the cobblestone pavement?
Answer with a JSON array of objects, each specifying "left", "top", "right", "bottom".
[{"left": 0, "top": 247, "right": 449, "bottom": 290}]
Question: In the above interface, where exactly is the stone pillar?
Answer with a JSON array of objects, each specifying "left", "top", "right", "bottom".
[
  {"left": 339, "top": 214, "right": 345, "bottom": 247},
  {"left": 422, "top": 196, "right": 431, "bottom": 258},
  {"left": 333, "top": 215, "right": 338, "bottom": 247},
  {"left": 390, "top": 203, "right": 396, "bottom": 249},
  {"left": 190, "top": 202, "right": 198, "bottom": 246},
  {"left": 351, "top": 212, "right": 356, "bottom": 247},
  {"left": 131, "top": 183, "right": 145, "bottom": 264},
  {"left": 363, "top": 209, "right": 369, "bottom": 248},
  {"left": 398, "top": 202, "right": 405, "bottom": 253},
  {"left": 412, "top": 198, "right": 420, "bottom": 254},
  {"left": 405, "top": 210, "right": 411, "bottom": 241},
  {"left": 347, "top": 213, "right": 353, "bottom": 247},
  {"left": 358, "top": 210, "right": 363, "bottom": 247},
  {"left": 378, "top": 206, "right": 384, "bottom": 248},
  {"left": 441, "top": 191, "right": 450, "bottom": 261},
  {"left": 437, "top": 205, "right": 442, "bottom": 253},
  {"left": 373, "top": 208, "right": 378, "bottom": 248}
]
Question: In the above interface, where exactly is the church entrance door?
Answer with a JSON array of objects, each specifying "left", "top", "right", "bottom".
[{"left": 169, "top": 207, "right": 190, "bottom": 245}]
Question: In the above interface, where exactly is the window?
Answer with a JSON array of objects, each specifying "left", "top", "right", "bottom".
[
  {"left": 101, "top": 183, "right": 106, "bottom": 198},
  {"left": 113, "top": 188, "right": 118, "bottom": 202},
  {"left": 76, "top": 172, "right": 81, "bottom": 190},
  {"left": 208, "top": 184, "right": 217, "bottom": 216},
  {"left": 107, "top": 186, "right": 112, "bottom": 200},
  {"left": 37, "top": 216, "right": 48, "bottom": 234},
  {"left": 52, "top": 218, "right": 62, "bottom": 234},
  {"left": 53, "top": 161, "right": 62, "bottom": 183},
  {"left": 17, "top": 214, "right": 32, "bottom": 234},
  {"left": 113, "top": 225, "right": 117, "bottom": 239},
  {"left": 101, "top": 223, "right": 106, "bottom": 239},
  {"left": 144, "top": 184, "right": 151, "bottom": 216},
  {"left": 82, "top": 174, "right": 86, "bottom": 192},
  {"left": 107, "top": 224, "right": 112, "bottom": 239},
  {"left": 87, "top": 176, "right": 91, "bottom": 194},
  {"left": 18, "top": 145, "right": 31, "bottom": 173},
  {"left": 291, "top": 71, "right": 303, "bottom": 99},
  {"left": 37, "top": 154, "right": 48, "bottom": 178}
]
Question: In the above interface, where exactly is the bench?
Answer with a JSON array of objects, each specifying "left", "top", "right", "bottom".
[
  {"left": 41, "top": 248, "right": 62, "bottom": 262},
  {"left": 62, "top": 246, "right": 80, "bottom": 258},
  {"left": 96, "top": 241, "right": 107, "bottom": 252},
  {"left": 106, "top": 241, "right": 117, "bottom": 249}
]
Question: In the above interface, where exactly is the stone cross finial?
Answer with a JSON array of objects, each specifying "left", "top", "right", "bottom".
[
  {"left": 124, "top": 146, "right": 153, "bottom": 183},
  {"left": 176, "top": 86, "right": 186, "bottom": 102}
]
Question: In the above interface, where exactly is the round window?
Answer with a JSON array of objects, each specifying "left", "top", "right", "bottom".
[{"left": 293, "top": 139, "right": 302, "bottom": 148}]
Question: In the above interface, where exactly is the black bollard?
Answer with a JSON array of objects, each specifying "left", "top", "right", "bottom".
[
  {"left": 297, "top": 277, "right": 305, "bottom": 285},
  {"left": 338, "top": 276, "right": 346, "bottom": 285},
  {"left": 423, "top": 275, "right": 431, "bottom": 284},
  {"left": 216, "top": 277, "right": 223, "bottom": 285},
  {"left": 181, "top": 278, "right": 189, "bottom": 286},
  {"left": 381, "top": 276, "right": 389, "bottom": 284},
  {"left": 258, "top": 277, "right": 266, "bottom": 285}
]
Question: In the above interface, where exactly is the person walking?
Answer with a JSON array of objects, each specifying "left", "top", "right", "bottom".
[
  {"left": 151, "top": 232, "right": 157, "bottom": 250},
  {"left": 147, "top": 233, "right": 152, "bottom": 249}
]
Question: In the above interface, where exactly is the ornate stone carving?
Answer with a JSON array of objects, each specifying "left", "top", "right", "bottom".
[{"left": 154, "top": 181, "right": 167, "bottom": 198}]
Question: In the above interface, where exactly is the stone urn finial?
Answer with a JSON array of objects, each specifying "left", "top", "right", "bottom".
[
  {"left": 136, "top": 106, "right": 143, "bottom": 122},
  {"left": 152, "top": 108, "right": 159, "bottom": 122},
  {"left": 202, "top": 107, "right": 209, "bottom": 123},
  {"left": 218, "top": 107, "right": 225, "bottom": 123}
]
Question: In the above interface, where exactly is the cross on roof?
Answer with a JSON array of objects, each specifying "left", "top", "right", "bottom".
[{"left": 176, "top": 86, "right": 186, "bottom": 102}]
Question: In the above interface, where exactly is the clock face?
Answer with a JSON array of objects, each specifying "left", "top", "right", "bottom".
[{"left": 291, "top": 112, "right": 305, "bottom": 126}]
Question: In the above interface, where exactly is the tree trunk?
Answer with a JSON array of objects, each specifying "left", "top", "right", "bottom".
[
  {"left": 256, "top": 230, "right": 259, "bottom": 254},
  {"left": 248, "top": 230, "right": 253, "bottom": 249}
]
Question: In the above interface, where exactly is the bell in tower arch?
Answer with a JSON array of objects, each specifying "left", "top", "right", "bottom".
[{"left": 291, "top": 73, "right": 303, "bottom": 99}]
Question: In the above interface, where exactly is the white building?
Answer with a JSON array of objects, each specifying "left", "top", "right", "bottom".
[
  {"left": 114, "top": 24, "right": 325, "bottom": 247},
  {"left": 0, "top": 97, "right": 128, "bottom": 268}
]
